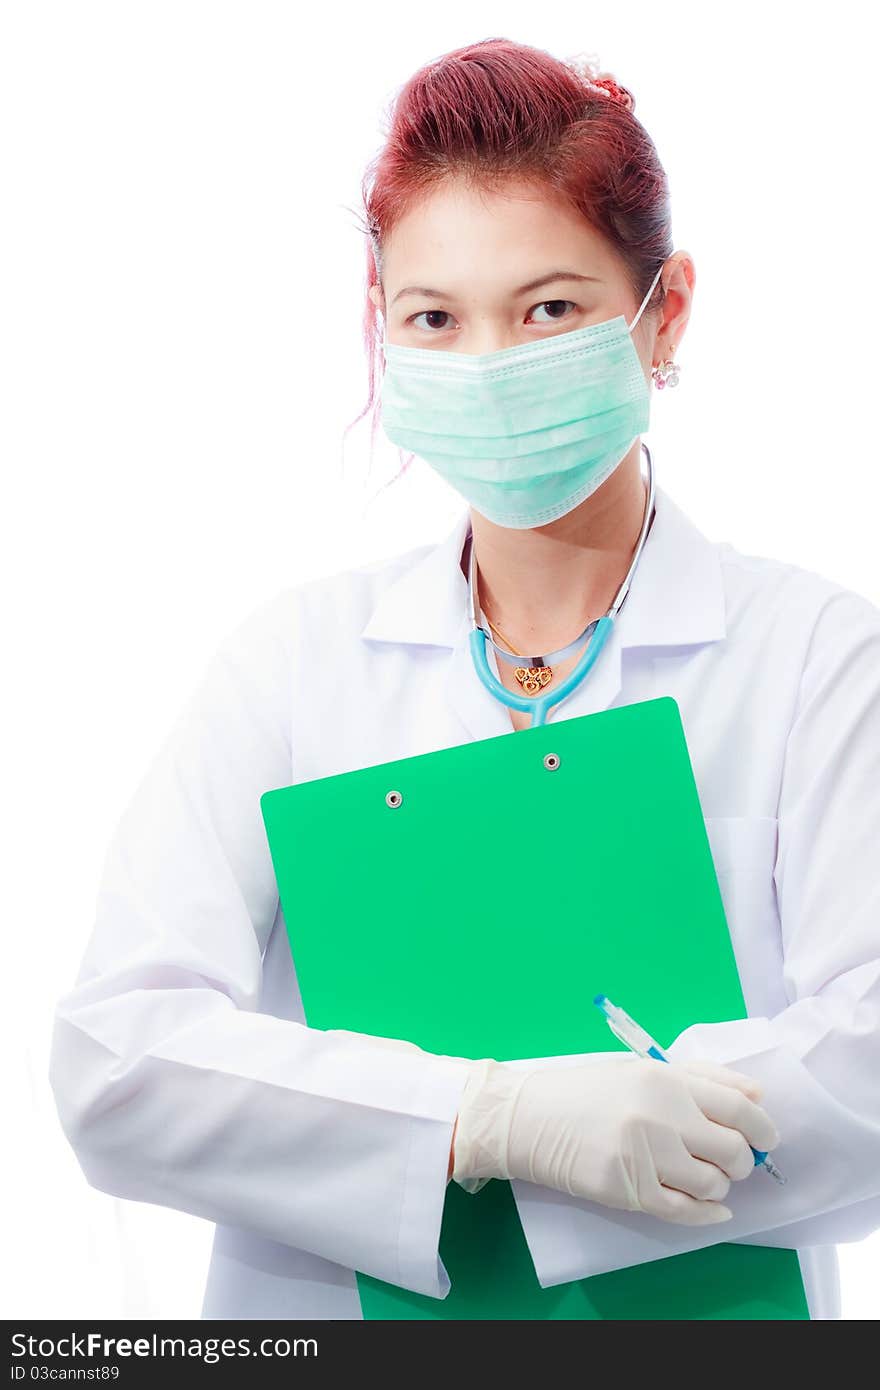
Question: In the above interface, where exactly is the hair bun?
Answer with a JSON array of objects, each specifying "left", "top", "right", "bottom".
[{"left": 563, "top": 51, "right": 635, "bottom": 112}]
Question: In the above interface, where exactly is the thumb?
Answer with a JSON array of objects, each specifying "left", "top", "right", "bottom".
[{"left": 651, "top": 1185, "right": 734, "bottom": 1226}]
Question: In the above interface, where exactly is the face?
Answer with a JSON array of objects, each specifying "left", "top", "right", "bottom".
[{"left": 369, "top": 176, "right": 694, "bottom": 377}]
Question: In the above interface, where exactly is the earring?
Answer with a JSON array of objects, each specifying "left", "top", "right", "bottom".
[{"left": 652, "top": 348, "right": 680, "bottom": 390}]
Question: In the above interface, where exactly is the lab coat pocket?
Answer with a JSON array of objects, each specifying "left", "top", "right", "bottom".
[{"left": 702, "top": 815, "right": 785, "bottom": 1016}]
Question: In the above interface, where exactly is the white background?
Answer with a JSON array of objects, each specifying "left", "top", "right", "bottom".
[{"left": 3, "top": 1, "right": 878, "bottom": 1319}]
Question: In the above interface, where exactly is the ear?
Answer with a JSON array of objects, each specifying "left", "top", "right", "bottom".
[{"left": 368, "top": 282, "right": 385, "bottom": 315}]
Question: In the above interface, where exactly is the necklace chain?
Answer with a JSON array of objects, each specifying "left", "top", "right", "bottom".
[
  {"left": 485, "top": 616, "right": 553, "bottom": 696},
  {"left": 477, "top": 584, "right": 596, "bottom": 697}
]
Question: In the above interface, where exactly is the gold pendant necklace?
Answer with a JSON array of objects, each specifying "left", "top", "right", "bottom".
[{"left": 484, "top": 616, "right": 554, "bottom": 696}]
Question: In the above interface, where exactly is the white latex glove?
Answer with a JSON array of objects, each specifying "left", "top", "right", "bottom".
[{"left": 451, "top": 1053, "right": 781, "bottom": 1226}]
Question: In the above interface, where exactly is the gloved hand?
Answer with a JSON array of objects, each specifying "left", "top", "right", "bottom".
[{"left": 451, "top": 1053, "right": 780, "bottom": 1225}]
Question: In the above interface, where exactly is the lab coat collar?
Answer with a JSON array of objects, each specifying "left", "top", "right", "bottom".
[{"left": 360, "top": 483, "right": 727, "bottom": 654}]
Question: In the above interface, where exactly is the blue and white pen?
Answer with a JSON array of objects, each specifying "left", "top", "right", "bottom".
[{"left": 594, "top": 994, "right": 787, "bottom": 1186}]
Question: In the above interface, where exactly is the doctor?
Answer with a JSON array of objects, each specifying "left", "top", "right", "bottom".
[{"left": 49, "top": 40, "right": 880, "bottom": 1321}]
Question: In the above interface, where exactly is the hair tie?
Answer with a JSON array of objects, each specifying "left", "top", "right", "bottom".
[
  {"left": 590, "top": 76, "right": 634, "bottom": 110},
  {"left": 563, "top": 53, "right": 635, "bottom": 111}
]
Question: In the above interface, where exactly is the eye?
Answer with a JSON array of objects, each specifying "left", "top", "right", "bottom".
[
  {"left": 409, "top": 309, "right": 459, "bottom": 332},
  {"left": 527, "top": 299, "right": 577, "bottom": 324}
]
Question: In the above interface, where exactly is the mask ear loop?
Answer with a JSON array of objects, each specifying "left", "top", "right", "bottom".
[{"left": 626, "top": 260, "right": 666, "bottom": 334}]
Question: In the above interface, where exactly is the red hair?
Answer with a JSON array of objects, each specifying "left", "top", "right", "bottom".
[{"left": 344, "top": 38, "right": 672, "bottom": 484}]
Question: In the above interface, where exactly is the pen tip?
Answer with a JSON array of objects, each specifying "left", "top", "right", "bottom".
[{"left": 593, "top": 994, "right": 607, "bottom": 1008}]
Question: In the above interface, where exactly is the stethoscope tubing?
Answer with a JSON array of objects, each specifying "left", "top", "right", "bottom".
[{"left": 468, "top": 618, "right": 614, "bottom": 727}]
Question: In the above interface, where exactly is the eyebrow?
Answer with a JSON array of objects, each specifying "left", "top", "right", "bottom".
[{"left": 390, "top": 271, "right": 602, "bottom": 307}]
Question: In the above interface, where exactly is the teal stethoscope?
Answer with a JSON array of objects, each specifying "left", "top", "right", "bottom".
[{"left": 467, "top": 442, "right": 656, "bottom": 728}]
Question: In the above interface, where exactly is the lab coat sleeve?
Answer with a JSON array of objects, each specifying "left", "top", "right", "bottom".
[
  {"left": 512, "top": 585, "right": 880, "bottom": 1287},
  {"left": 48, "top": 590, "right": 471, "bottom": 1300}
]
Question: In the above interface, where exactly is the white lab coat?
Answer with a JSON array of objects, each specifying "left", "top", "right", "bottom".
[{"left": 48, "top": 482, "right": 880, "bottom": 1321}]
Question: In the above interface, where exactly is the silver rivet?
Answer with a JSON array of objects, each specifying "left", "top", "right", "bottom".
[
  {"left": 385, "top": 789, "right": 403, "bottom": 808},
  {"left": 543, "top": 753, "right": 560, "bottom": 771}
]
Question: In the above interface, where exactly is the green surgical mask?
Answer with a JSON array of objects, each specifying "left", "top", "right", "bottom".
[{"left": 379, "top": 261, "right": 664, "bottom": 529}]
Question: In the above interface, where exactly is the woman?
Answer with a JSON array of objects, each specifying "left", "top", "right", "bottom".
[{"left": 49, "top": 39, "right": 880, "bottom": 1321}]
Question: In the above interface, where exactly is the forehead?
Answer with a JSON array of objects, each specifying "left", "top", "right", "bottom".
[{"left": 381, "top": 177, "right": 616, "bottom": 284}]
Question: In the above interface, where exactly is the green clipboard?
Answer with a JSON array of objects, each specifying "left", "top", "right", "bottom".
[{"left": 260, "top": 695, "right": 809, "bottom": 1319}]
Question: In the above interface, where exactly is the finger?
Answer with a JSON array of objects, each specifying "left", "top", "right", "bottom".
[
  {"left": 645, "top": 1186, "right": 733, "bottom": 1226},
  {"left": 657, "top": 1141, "right": 731, "bottom": 1202},
  {"left": 676, "top": 1156, "right": 731, "bottom": 1202},
  {"left": 687, "top": 1075, "right": 781, "bottom": 1151},
  {"left": 685, "top": 1115, "right": 755, "bottom": 1181},
  {"left": 679, "top": 1058, "right": 764, "bottom": 1102}
]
